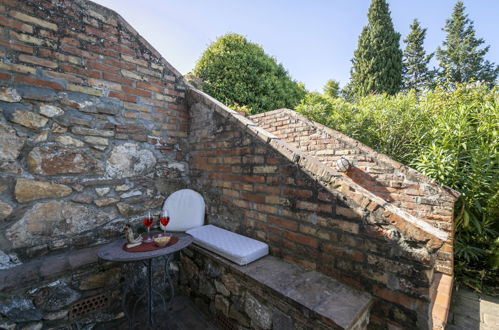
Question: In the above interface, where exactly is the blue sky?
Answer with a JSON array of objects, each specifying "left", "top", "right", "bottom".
[{"left": 93, "top": 0, "right": 498, "bottom": 92}]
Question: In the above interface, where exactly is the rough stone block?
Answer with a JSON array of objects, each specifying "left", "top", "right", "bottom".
[
  {"left": 4, "top": 109, "right": 48, "bottom": 129},
  {"left": 6, "top": 201, "right": 110, "bottom": 248},
  {"left": 15, "top": 178, "right": 72, "bottom": 203},
  {"left": 15, "top": 85, "right": 57, "bottom": 101},
  {"left": 0, "top": 87, "right": 21, "bottom": 102},
  {"left": 27, "top": 145, "right": 104, "bottom": 175}
]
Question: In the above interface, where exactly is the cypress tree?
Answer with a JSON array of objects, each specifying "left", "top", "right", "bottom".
[
  {"left": 346, "top": 0, "right": 403, "bottom": 98},
  {"left": 402, "top": 19, "right": 434, "bottom": 93},
  {"left": 436, "top": 1, "right": 498, "bottom": 84},
  {"left": 323, "top": 79, "right": 340, "bottom": 98}
]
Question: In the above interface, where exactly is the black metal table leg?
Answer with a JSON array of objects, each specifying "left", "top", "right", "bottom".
[{"left": 121, "top": 255, "right": 176, "bottom": 329}]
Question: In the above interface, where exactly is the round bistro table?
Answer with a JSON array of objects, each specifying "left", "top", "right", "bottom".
[{"left": 98, "top": 232, "right": 193, "bottom": 329}]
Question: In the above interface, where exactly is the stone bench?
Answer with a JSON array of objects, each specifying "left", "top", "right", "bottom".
[{"left": 179, "top": 245, "right": 373, "bottom": 330}]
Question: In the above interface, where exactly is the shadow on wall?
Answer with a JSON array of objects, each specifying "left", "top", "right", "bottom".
[
  {"left": 447, "top": 287, "right": 499, "bottom": 330},
  {"left": 346, "top": 167, "right": 394, "bottom": 202}
]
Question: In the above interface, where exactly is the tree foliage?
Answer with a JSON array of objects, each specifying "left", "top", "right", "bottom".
[
  {"left": 297, "top": 83, "right": 499, "bottom": 294},
  {"left": 323, "top": 80, "right": 341, "bottom": 98},
  {"left": 346, "top": 0, "right": 403, "bottom": 99},
  {"left": 193, "top": 33, "right": 306, "bottom": 113},
  {"left": 436, "top": 1, "right": 498, "bottom": 84},
  {"left": 402, "top": 19, "right": 434, "bottom": 93}
]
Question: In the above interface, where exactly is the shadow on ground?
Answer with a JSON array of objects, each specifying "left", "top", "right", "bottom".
[{"left": 446, "top": 287, "right": 499, "bottom": 330}]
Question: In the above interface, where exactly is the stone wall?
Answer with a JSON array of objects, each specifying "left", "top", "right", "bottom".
[
  {"left": 179, "top": 246, "right": 372, "bottom": 330},
  {"left": 187, "top": 89, "right": 452, "bottom": 329},
  {"left": 250, "top": 109, "right": 458, "bottom": 275},
  {"left": 0, "top": 0, "right": 459, "bottom": 328},
  {"left": 0, "top": 0, "right": 189, "bottom": 327}
]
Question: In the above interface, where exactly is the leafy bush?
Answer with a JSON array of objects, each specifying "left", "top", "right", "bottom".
[
  {"left": 193, "top": 33, "right": 306, "bottom": 114},
  {"left": 297, "top": 83, "right": 499, "bottom": 294}
]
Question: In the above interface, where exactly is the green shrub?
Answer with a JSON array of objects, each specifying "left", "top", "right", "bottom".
[
  {"left": 193, "top": 33, "right": 306, "bottom": 114},
  {"left": 297, "top": 83, "right": 499, "bottom": 294}
]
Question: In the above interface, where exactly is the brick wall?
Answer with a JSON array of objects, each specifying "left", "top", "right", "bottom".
[
  {"left": 0, "top": 0, "right": 189, "bottom": 327},
  {"left": 187, "top": 89, "right": 454, "bottom": 329},
  {"left": 251, "top": 109, "right": 459, "bottom": 275},
  {"left": 0, "top": 0, "right": 458, "bottom": 328}
]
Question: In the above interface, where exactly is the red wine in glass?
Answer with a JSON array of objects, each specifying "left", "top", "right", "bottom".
[
  {"left": 143, "top": 212, "right": 154, "bottom": 242},
  {"left": 159, "top": 211, "right": 170, "bottom": 236}
]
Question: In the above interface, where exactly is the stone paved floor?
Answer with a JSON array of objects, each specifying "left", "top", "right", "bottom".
[
  {"left": 446, "top": 287, "right": 499, "bottom": 330},
  {"left": 96, "top": 295, "right": 220, "bottom": 330}
]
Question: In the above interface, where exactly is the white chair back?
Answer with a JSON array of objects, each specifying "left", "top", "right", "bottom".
[{"left": 162, "top": 189, "right": 205, "bottom": 232}]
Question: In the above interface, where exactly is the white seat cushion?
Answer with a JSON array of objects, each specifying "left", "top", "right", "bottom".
[
  {"left": 186, "top": 225, "right": 269, "bottom": 265},
  {"left": 162, "top": 189, "right": 205, "bottom": 232}
]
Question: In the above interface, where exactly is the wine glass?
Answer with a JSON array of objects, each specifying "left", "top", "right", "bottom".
[
  {"left": 143, "top": 211, "right": 154, "bottom": 242},
  {"left": 159, "top": 209, "right": 170, "bottom": 237}
]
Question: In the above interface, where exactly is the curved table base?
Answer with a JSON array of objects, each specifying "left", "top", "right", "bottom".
[{"left": 121, "top": 254, "right": 175, "bottom": 329}]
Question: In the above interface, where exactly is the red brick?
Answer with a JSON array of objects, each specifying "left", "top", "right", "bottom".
[
  {"left": 61, "top": 45, "right": 99, "bottom": 60},
  {"left": 87, "top": 44, "right": 119, "bottom": 58},
  {"left": 283, "top": 188, "right": 313, "bottom": 199},
  {"left": 136, "top": 81, "right": 164, "bottom": 93},
  {"left": 322, "top": 244, "right": 365, "bottom": 262},
  {"left": 123, "top": 111, "right": 138, "bottom": 119},
  {"left": 241, "top": 192, "right": 265, "bottom": 203},
  {"left": 169, "top": 103, "right": 186, "bottom": 111},
  {"left": 86, "top": 60, "right": 120, "bottom": 74},
  {"left": 122, "top": 86, "right": 151, "bottom": 98},
  {"left": 61, "top": 36, "right": 79, "bottom": 47},
  {"left": 102, "top": 57, "right": 135, "bottom": 70},
  {"left": 254, "top": 185, "right": 280, "bottom": 194},
  {"left": 0, "top": 72, "right": 11, "bottom": 80},
  {"left": 284, "top": 231, "right": 318, "bottom": 248},
  {"left": 15, "top": 75, "right": 64, "bottom": 90},
  {"left": 60, "top": 64, "right": 100, "bottom": 79},
  {"left": 102, "top": 73, "right": 133, "bottom": 86},
  {"left": 18, "top": 54, "right": 57, "bottom": 68},
  {"left": 0, "top": 39, "right": 33, "bottom": 53},
  {"left": 268, "top": 216, "right": 298, "bottom": 231},
  {"left": 373, "top": 286, "right": 422, "bottom": 310},
  {"left": 109, "top": 91, "right": 136, "bottom": 103},
  {"left": 0, "top": 16, "right": 33, "bottom": 33},
  {"left": 85, "top": 25, "right": 117, "bottom": 42}
]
